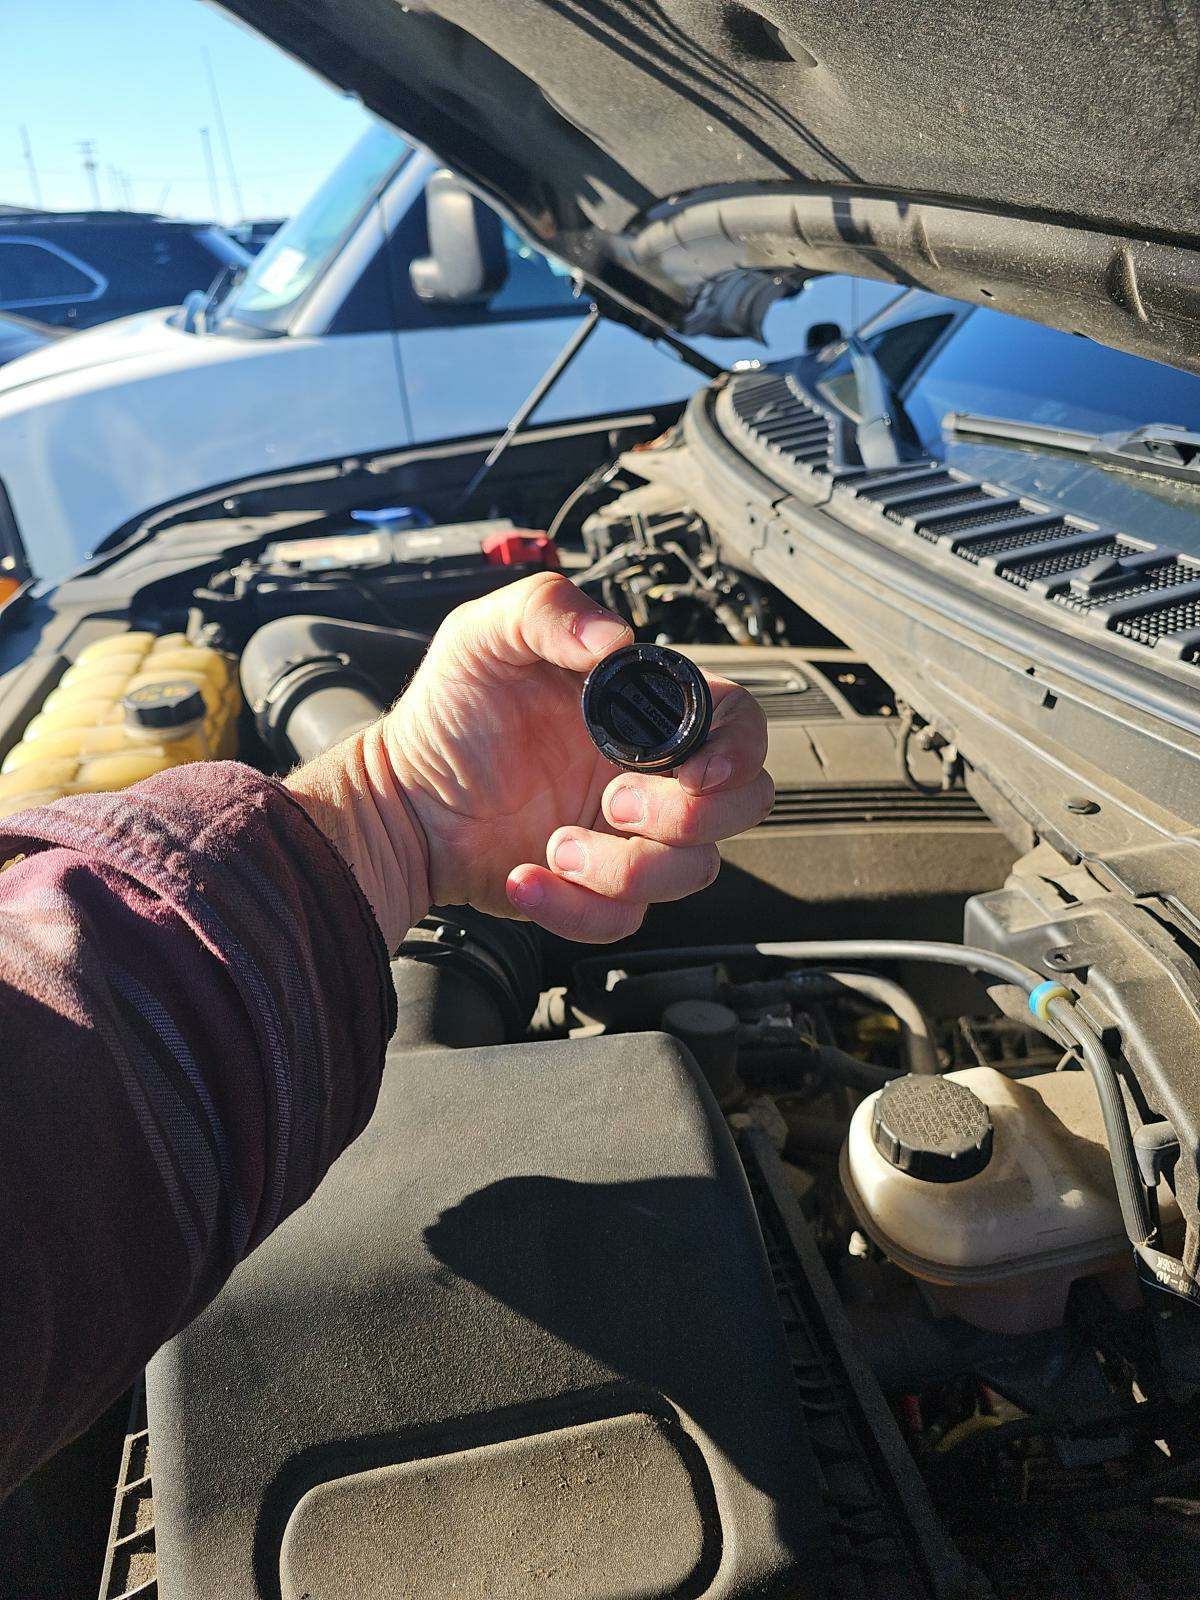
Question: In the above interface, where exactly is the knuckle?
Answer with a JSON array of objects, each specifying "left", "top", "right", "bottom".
[
  {"left": 557, "top": 900, "right": 595, "bottom": 942},
  {"left": 757, "top": 770, "right": 776, "bottom": 820},
  {"left": 522, "top": 569, "right": 576, "bottom": 616},
  {"left": 531, "top": 568, "right": 572, "bottom": 598},
  {"left": 446, "top": 583, "right": 496, "bottom": 630},
  {"left": 673, "top": 794, "right": 706, "bottom": 843},
  {"left": 457, "top": 570, "right": 566, "bottom": 636},
  {"left": 728, "top": 681, "right": 760, "bottom": 719},
  {"left": 630, "top": 836, "right": 678, "bottom": 896},
  {"left": 582, "top": 899, "right": 645, "bottom": 944},
  {"left": 699, "top": 845, "right": 722, "bottom": 888},
  {"left": 619, "top": 842, "right": 652, "bottom": 898},
  {"left": 724, "top": 681, "right": 766, "bottom": 737}
]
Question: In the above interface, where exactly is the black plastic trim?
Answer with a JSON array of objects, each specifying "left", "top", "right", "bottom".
[
  {"left": 720, "top": 370, "right": 1200, "bottom": 675},
  {"left": 684, "top": 384, "right": 1200, "bottom": 847}
]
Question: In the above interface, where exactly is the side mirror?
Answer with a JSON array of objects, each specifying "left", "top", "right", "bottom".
[
  {"left": 806, "top": 321, "right": 843, "bottom": 352},
  {"left": 409, "top": 170, "right": 508, "bottom": 306}
]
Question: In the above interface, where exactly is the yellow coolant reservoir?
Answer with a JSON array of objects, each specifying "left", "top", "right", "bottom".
[
  {"left": 0, "top": 631, "right": 239, "bottom": 817},
  {"left": 0, "top": 759, "right": 79, "bottom": 798},
  {"left": 4, "top": 723, "right": 173, "bottom": 769}
]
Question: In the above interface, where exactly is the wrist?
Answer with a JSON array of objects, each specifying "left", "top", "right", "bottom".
[{"left": 284, "top": 721, "right": 431, "bottom": 950}]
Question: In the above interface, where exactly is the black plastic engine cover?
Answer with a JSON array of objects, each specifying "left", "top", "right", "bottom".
[{"left": 146, "top": 1031, "right": 826, "bottom": 1599}]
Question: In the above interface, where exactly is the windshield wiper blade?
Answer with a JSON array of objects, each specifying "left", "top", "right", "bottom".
[{"left": 945, "top": 410, "right": 1200, "bottom": 487}]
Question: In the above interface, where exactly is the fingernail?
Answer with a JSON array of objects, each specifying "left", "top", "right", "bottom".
[
  {"left": 609, "top": 786, "right": 645, "bottom": 825},
  {"left": 553, "top": 838, "right": 587, "bottom": 875},
  {"left": 508, "top": 875, "right": 544, "bottom": 911},
  {"left": 577, "top": 613, "right": 630, "bottom": 657},
  {"left": 698, "top": 754, "right": 732, "bottom": 792}
]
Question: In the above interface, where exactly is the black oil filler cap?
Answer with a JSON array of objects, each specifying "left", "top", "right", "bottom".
[
  {"left": 582, "top": 644, "right": 712, "bottom": 772},
  {"left": 871, "top": 1074, "right": 993, "bottom": 1183}
]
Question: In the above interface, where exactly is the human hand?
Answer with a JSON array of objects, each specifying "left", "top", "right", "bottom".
[{"left": 287, "top": 574, "right": 773, "bottom": 948}]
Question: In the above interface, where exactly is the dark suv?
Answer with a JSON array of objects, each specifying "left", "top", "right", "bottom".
[{"left": 0, "top": 212, "right": 247, "bottom": 328}]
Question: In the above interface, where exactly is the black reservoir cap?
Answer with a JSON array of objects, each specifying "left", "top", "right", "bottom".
[
  {"left": 123, "top": 679, "right": 207, "bottom": 731},
  {"left": 581, "top": 644, "right": 713, "bottom": 772},
  {"left": 871, "top": 1074, "right": 993, "bottom": 1183}
]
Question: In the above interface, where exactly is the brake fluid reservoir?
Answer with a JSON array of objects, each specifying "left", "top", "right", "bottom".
[{"left": 842, "top": 1067, "right": 1181, "bottom": 1334}]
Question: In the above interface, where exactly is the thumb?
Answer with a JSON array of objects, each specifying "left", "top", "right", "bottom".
[{"left": 441, "top": 572, "right": 632, "bottom": 676}]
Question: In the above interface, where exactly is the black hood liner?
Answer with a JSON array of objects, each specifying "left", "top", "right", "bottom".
[{"left": 217, "top": 0, "right": 1200, "bottom": 362}]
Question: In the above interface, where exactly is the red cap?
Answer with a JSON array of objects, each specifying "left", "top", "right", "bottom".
[{"left": 481, "top": 529, "right": 561, "bottom": 569}]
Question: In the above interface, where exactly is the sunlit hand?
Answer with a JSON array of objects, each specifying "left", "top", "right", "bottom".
[{"left": 287, "top": 573, "right": 773, "bottom": 948}]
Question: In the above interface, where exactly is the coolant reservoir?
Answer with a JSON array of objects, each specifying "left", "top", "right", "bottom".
[
  {"left": 0, "top": 631, "right": 238, "bottom": 818},
  {"left": 842, "top": 1067, "right": 1181, "bottom": 1334}
]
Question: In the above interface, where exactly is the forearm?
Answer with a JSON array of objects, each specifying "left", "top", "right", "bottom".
[
  {"left": 284, "top": 720, "right": 432, "bottom": 950},
  {"left": 0, "top": 763, "right": 395, "bottom": 1497}
]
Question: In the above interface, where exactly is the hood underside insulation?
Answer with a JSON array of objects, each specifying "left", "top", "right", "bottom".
[{"left": 217, "top": 1, "right": 1200, "bottom": 359}]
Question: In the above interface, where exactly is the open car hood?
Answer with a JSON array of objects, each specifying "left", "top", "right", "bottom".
[{"left": 218, "top": 1, "right": 1200, "bottom": 366}]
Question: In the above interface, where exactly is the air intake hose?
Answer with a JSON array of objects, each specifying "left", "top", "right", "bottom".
[
  {"left": 391, "top": 910, "right": 544, "bottom": 1048},
  {"left": 242, "top": 616, "right": 542, "bottom": 1049},
  {"left": 239, "top": 615, "right": 428, "bottom": 763}
]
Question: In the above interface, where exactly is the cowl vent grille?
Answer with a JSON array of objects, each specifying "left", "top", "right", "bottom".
[
  {"left": 721, "top": 367, "right": 1200, "bottom": 671},
  {"left": 728, "top": 373, "right": 837, "bottom": 477}
]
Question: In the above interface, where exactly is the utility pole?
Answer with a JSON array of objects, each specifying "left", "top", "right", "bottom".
[
  {"left": 108, "top": 164, "right": 124, "bottom": 209},
  {"left": 19, "top": 126, "right": 42, "bottom": 209},
  {"left": 203, "top": 50, "right": 244, "bottom": 221},
  {"left": 77, "top": 140, "right": 101, "bottom": 209},
  {"left": 199, "top": 126, "right": 222, "bottom": 221},
  {"left": 154, "top": 182, "right": 172, "bottom": 215}
]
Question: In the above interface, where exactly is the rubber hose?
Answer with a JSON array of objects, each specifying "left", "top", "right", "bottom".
[
  {"left": 820, "top": 969, "right": 938, "bottom": 1076},
  {"left": 742, "top": 1044, "right": 896, "bottom": 1092},
  {"left": 240, "top": 614, "right": 428, "bottom": 762},
  {"left": 754, "top": 940, "right": 1044, "bottom": 995},
  {"left": 727, "top": 969, "right": 935, "bottom": 1076},
  {"left": 1048, "top": 995, "right": 1156, "bottom": 1249},
  {"left": 575, "top": 939, "right": 1165, "bottom": 1275},
  {"left": 577, "top": 939, "right": 1045, "bottom": 997}
]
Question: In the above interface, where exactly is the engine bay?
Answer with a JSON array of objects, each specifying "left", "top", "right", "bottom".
[{"left": 3, "top": 408, "right": 1200, "bottom": 1600}]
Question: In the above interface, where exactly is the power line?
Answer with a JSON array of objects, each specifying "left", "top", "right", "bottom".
[
  {"left": 203, "top": 49, "right": 244, "bottom": 221},
  {"left": 19, "top": 126, "right": 41, "bottom": 208},
  {"left": 199, "top": 126, "right": 222, "bottom": 221},
  {"left": 77, "top": 139, "right": 101, "bottom": 209}
]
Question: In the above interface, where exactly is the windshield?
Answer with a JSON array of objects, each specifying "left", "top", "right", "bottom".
[
  {"left": 813, "top": 294, "right": 1200, "bottom": 458},
  {"left": 903, "top": 308, "right": 1200, "bottom": 444},
  {"left": 214, "top": 124, "right": 410, "bottom": 334}
]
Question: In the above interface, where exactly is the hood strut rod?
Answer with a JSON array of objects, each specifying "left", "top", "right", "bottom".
[{"left": 455, "top": 305, "right": 602, "bottom": 512}]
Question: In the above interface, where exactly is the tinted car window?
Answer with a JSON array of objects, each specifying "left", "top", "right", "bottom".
[
  {"left": 385, "top": 197, "right": 583, "bottom": 330},
  {"left": 904, "top": 307, "right": 1200, "bottom": 444},
  {"left": 485, "top": 225, "right": 578, "bottom": 315},
  {"left": 0, "top": 240, "right": 99, "bottom": 308},
  {"left": 817, "top": 314, "right": 954, "bottom": 419}
]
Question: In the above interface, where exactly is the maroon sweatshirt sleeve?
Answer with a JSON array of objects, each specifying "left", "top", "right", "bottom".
[{"left": 0, "top": 761, "right": 395, "bottom": 1499}]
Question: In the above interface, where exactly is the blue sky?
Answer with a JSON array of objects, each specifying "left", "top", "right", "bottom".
[{"left": 3, "top": 0, "right": 375, "bottom": 221}]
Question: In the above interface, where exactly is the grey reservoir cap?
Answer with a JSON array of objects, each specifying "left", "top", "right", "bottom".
[
  {"left": 871, "top": 1074, "right": 993, "bottom": 1183},
  {"left": 123, "top": 678, "right": 206, "bottom": 731}
]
